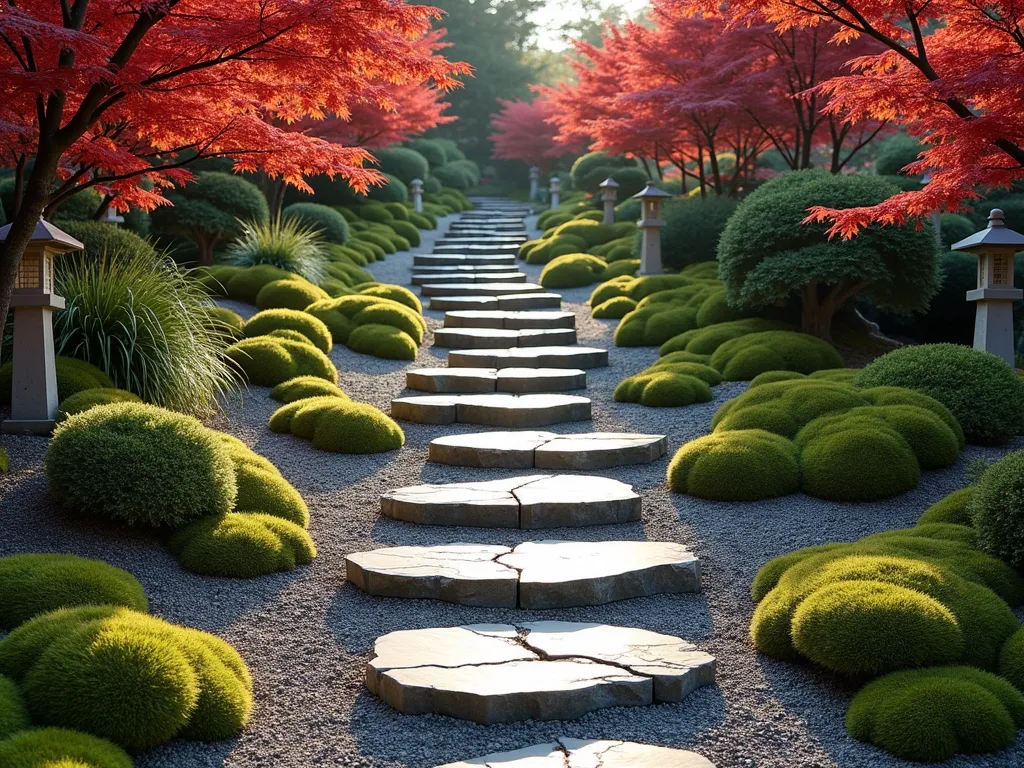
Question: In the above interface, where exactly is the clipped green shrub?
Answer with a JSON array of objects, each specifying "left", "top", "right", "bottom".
[
  {"left": 358, "top": 204, "right": 394, "bottom": 224},
  {"left": 225, "top": 336, "right": 336, "bottom": 386},
  {"left": 847, "top": 666, "right": 1024, "bottom": 762},
  {"left": 614, "top": 371, "right": 713, "bottom": 407},
  {"left": 873, "top": 132, "right": 923, "bottom": 176},
  {"left": 405, "top": 139, "right": 446, "bottom": 169},
  {"left": 346, "top": 323, "right": 418, "bottom": 360},
  {"left": 593, "top": 296, "right": 637, "bottom": 319},
  {"left": 366, "top": 173, "right": 408, "bottom": 203},
  {"left": 856, "top": 343, "right": 1024, "bottom": 445},
  {"left": 222, "top": 264, "right": 295, "bottom": 304},
  {"left": 570, "top": 151, "right": 634, "bottom": 190},
  {"left": 242, "top": 309, "right": 332, "bottom": 353},
  {"left": 383, "top": 202, "right": 409, "bottom": 221},
  {"left": 408, "top": 211, "right": 435, "bottom": 230},
  {"left": 0, "top": 554, "right": 148, "bottom": 631},
  {"left": 0, "top": 727, "right": 133, "bottom": 768},
  {"left": 222, "top": 217, "right": 329, "bottom": 284},
  {"left": 254, "top": 278, "right": 330, "bottom": 311},
  {"left": 374, "top": 147, "right": 430, "bottom": 185},
  {"left": 46, "top": 403, "right": 236, "bottom": 528},
  {"left": 920, "top": 488, "right": 974, "bottom": 526},
  {"left": 388, "top": 219, "right": 421, "bottom": 247},
  {"left": 353, "top": 230, "right": 396, "bottom": 254},
  {"left": 218, "top": 434, "right": 308, "bottom": 526},
  {"left": 539, "top": 253, "right": 607, "bottom": 288},
  {"left": 666, "top": 429, "right": 800, "bottom": 501},
  {"left": 169, "top": 513, "right": 316, "bottom": 578},
  {"left": 524, "top": 237, "right": 582, "bottom": 266},
  {"left": 59, "top": 220, "right": 156, "bottom": 263},
  {"left": 56, "top": 388, "right": 142, "bottom": 422},
  {"left": 270, "top": 376, "right": 347, "bottom": 403},
  {"left": 282, "top": 202, "right": 350, "bottom": 244},
  {"left": 601, "top": 259, "right": 639, "bottom": 280},
  {"left": 709, "top": 331, "right": 844, "bottom": 381},
  {"left": 269, "top": 396, "right": 404, "bottom": 453},
  {"left": 0, "top": 674, "right": 28, "bottom": 739},
  {"left": 970, "top": 450, "right": 1024, "bottom": 569},
  {"left": 358, "top": 284, "right": 422, "bottom": 313}
]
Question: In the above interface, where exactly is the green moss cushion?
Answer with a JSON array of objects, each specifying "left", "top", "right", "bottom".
[
  {"left": 56, "top": 388, "right": 142, "bottom": 423},
  {"left": 3, "top": 606, "right": 251, "bottom": 751},
  {"left": 216, "top": 434, "right": 309, "bottom": 526},
  {"left": 241, "top": 309, "right": 332, "bottom": 353},
  {"left": 601, "top": 259, "right": 639, "bottom": 280},
  {"left": 659, "top": 318, "right": 789, "bottom": 357},
  {"left": 856, "top": 343, "right": 1024, "bottom": 445},
  {"left": 269, "top": 396, "right": 404, "bottom": 453},
  {"left": 666, "top": 429, "right": 800, "bottom": 501},
  {"left": 1, "top": 357, "right": 114, "bottom": 407},
  {"left": 169, "top": 513, "right": 316, "bottom": 578},
  {"left": 346, "top": 324, "right": 418, "bottom": 360},
  {"left": 270, "top": 376, "right": 348, "bottom": 403},
  {"left": 388, "top": 219, "right": 421, "bottom": 247},
  {"left": 306, "top": 294, "right": 425, "bottom": 349},
  {"left": 524, "top": 237, "right": 582, "bottom": 265},
  {"left": 712, "top": 378, "right": 870, "bottom": 437},
  {"left": 226, "top": 337, "right": 337, "bottom": 386},
  {"left": 614, "top": 372, "right": 713, "bottom": 407},
  {"left": 0, "top": 673, "right": 29, "bottom": 738},
  {"left": 254, "top": 278, "right": 330, "bottom": 311},
  {"left": 222, "top": 265, "right": 295, "bottom": 304},
  {"left": 539, "top": 253, "right": 607, "bottom": 288},
  {"left": 352, "top": 304, "right": 424, "bottom": 345},
  {"left": 46, "top": 403, "right": 237, "bottom": 528},
  {"left": 847, "top": 667, "right": 1024, "bottom": 762},
  {"left": 969, "top": 450, "right": 1024, "bottom": 569},
  {"left": 0, "top": 554, "right": 148, "bottom": 631},
  {"left": 0, "top": 727, "right": 133, "bottom": 768},
  {"left": 592, "top": 296, "right": 637, "bottom": 319},
  {"left": 358, "top": 284, "right": 423, "bottom": 313},
  {"left": 708, "top": 330, "right": 844, "bottom": 381}
]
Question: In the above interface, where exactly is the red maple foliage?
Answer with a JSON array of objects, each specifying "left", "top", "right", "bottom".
[
  {"left": 488, "top": 96, "right": 579, "bottom": 170},
  {"left": 0, "top": 0, "right": 467, "bottom": 326}
]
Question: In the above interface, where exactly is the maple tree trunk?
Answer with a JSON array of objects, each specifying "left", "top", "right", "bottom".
[{"left": 196, "top": 237, "right": 216, "bottom": 267}]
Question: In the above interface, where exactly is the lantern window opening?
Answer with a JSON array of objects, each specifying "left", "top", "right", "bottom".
[{"left": 16, "top": 251, "right": 43, "bottom": 290}]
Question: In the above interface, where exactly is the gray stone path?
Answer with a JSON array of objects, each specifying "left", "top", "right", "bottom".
[
  {"left": 429, "top": 293, "right": 562, "bottom": 311},
  {"left": 436, "top": 739, "right": 716, "bottom": 768},
  {"left": 421, "top": 282, "right": 546, "bottom": 297},
  {"left": 412, "top": 271, "right": 527, "bottom": 286},
  {"left": 346, "top": 540, "right": 700, "bottom": 608},
  {"left": 448, "top": 345, "right": 608, "bottom": 369},
  {"left": 428, "top": 430, "right": 668, "bottom": 469},
  {"left": 406, "top": 366, "right": 586, "bottom": 394},
  {"left": 433, "top": 327, "right": 577, "bottom": 349},
  {"left": 380, "top": 474, "right": 641, "bottom": 528},
  {"left": 413, "top": 254, "right": 516, "bottom": 267},
  {"left": 443, "top": 309, "right": 576, "bottom": 329},
  {"left": 391, "top": 393, "right": 592, "bottom": 427}
]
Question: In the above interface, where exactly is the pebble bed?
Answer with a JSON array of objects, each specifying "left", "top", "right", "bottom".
[{"left": 1, "top": 208, "right": 1023, "bottom": 767}]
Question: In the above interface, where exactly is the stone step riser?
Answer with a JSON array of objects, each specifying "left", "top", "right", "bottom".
[
  {"left": 413, "top": 255, "right": 516, "bottom": 267},
  {"left": 391, "top": 394, "right": 592, "bottom": 427},
  {"left": 411, "top": 265, "right": 516, "bottom": 273},
  {"left": 406, "top": 367, "right": 586, "bottom": 395},
  {"left": 433, "top": 245, "right": 521, "bottom": 256},
  {"left": 443, "top": 310, "right": 575, "bottom": 330},
  {"left": 420, "top": 283, "right": 546, "bottom": 298},
  {"left": 429, "top": 431, "right": 668, "bottom": 470},
  {"left": 411, "top": 273, "right": 527, "bottom": 286},
  {"left": 433, "top": 328, "right": 577, "bottom": 350},
  {"left": 447, "top": 346, "right": 607, "bottom": 369}
]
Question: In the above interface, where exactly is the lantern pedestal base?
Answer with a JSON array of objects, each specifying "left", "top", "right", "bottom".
[
  {"left": 1, "top": 418, "right": 56, "bottom": 436},
  {"left": 972, "top": 300, "right": 1019, "bottom": 367}
]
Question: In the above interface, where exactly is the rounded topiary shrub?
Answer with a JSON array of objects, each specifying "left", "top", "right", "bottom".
[
  {"left": 226, "top": 336, "right": 336, "bottom": 386},
  {"left": 0, "top": 673, "right": 28, "bottom": 738},
  {"left": 46, "top": 403, "right": 237, "bottom": 528},
  {"left": 919, "top": 488, "right": 974, "bottom": 526},
  {"left": 169, "top": 513, "right": 316, "bottom": 578},
  {"left": 970, "top": 450, "right": 1024, "bottom": 569},
  {"left": 847, "top": 666, "right": 1024, "bottom": 762},
  {"left": 614, "top": 372, "right": 713, "bottom": 408},
  {"left": 539, "top": 253, "right": 607, "bottom": 289},
  {"left": 270, "top": 376, "right": 347, "bottom": 403},
  {"left": 667, "top": 429, "right": 800, "bottom": 501},
  {"left": 366, "top": 173, "right": 408, "bottom": 203},
  {"left": 358, "top": 284, "right": 422, "bottom": 314},
  {"left": 0, "top": 554, "right": 148, "bottom": 631},
  {"left": 269, "top": 396, "right": 404, "bottom": 453},
  {"left": 593, "top": 296, "right": 637, "bottom": 319},
  {"left": 56, "top": 388, "right": 142, "bottom": 423},
  {"left": 282, "top": 202, "right": 350, "bottom": 244},
  {"left": 254, "top": 278, "right": 330, "bottom": 312},
  {"left": 242, "top": 309, "right": 332, "bottom": 353},
  {"left": 709, "top": 331, "right": 844, "bottom": 381},
  {"left": 374, "top": 148, "right": 430, "bottom": 185},
  {"left": 388, "top": 219, "right": 421, "bottom": 248},
  {"left": 222, "top": 264, "right": 296, "bottom": 304},
  {"left": 856, "top": 343, "right": 1024, "bottom": 445},
  {"left": 0, "top": 727, "right": 133, "bottom": 768},
  {"left": 346, "top": 324, "right": 417, "bottom": 360}
]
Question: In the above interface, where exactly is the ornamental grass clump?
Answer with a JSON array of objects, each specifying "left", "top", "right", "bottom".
[
  {"left": 222, "top": 216, "right": 330, "bottom": 284},
  {"left": 53, "top": 253, "right": 239, "bottom": 415}
]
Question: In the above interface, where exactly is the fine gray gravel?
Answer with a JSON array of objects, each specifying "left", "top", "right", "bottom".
[{"left": 2, "top": 205, "right": 1023, "bottom": 768}]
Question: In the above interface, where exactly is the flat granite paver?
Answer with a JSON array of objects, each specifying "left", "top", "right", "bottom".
[
  {"left": 433, "top": 327, "right": 577, "bottom": 349},
  {"left": 406, "top": 367, "right": 586, "bottom": 394},
  {"left": 391, "top": 393, "right": 592, "bottom": 427},
  {"left": 413, "top": 254, "right": 516, "bottom": 267},
  {"left": 429, "top": 293, "right": 562, "bottom": 311},
  {"left": 412, "top": 272, "right": 527, "bottom": 286},
  {"left": 434, "top": 244, "right": 521, "bottom": 256},
  {"left": 447, "top": 346, "right": 608, "bottom": 369},
  {"left": 380, "top": 474, "right": 641, "bottom": 528},
  {"left": 411, "top": 264, "right": 517, "bottom": 273},
  {"left": 346, "top": 540, "right": 700, "bottom": 608},
  {"left": 366, "top": 622, "right": 715, "bottom": 723},
  {"left": 420, "top": 282, "right": 545, "bottom": 298},
  {"left": 436, "top": 738, "right": 717, "bottom": 768},
  {"left": 429, "top": 431, "right": 668, "bottom": 469},
  {"left": 443, "top": 310, "right": 576, "bottom": 330}
]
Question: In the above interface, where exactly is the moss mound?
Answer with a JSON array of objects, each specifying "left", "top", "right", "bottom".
[
  {"left": 200, "top": 305, "right": 245, "bottom": 342},
  {"left": 168, "top": 513, "right": 316, "bottom": 578},
  {"left": 346, "top": 324, "right": 418, "bottom": 361},
  {"left": 708, "top": 331, "right": 844, "bottom": 381},
  {"left": 56, "top": 388, "right": 142, "bottom": 423},
  {"left": 241, "top": 309, "right": 332, "bottom": 353},
  {"left": 269, "top": 396, "right": 404, "bottom": 454},
  {"left": 222, "top": 265, "right": 295, "bottom": 304},
  {"left": 920, "top": 488, "right": 974, "bottom": 526},
  {"left": 0, "top": 673, "right": 29, "bottom": 739},
  {"left": 0, "top": 727, "right": 133, "bottom": 768},
  {"left": 0, "top": 554, "right": 148, "bottom": 631},
  {"left": 592, "top": 296, "right": 637, "bottom": 319},
  {"left": 970, "top": 450, "right": 1024, "bottom": 569},
  {"left": 1, "top": 357, "right": 114, "bottom": 407},
  {"left": 358, "top": 284, "right": 422, "bottom": 313},
  {"left": 667, "top": 429, "right": 800, "bottom": 501},
  {"left": 46, "top": 403, "right": 237, "bottom": 528},
  {"left": 305, "top": 294, "right": 425, "bottom": 357},
  {"left": 614, "top": 371, "right": 713, "bottom": 408},
  {"left": 847, "top": 667, "right": 1024, "bottom": 762},
  {"left": 254, "top": 278, "right": 329, "bottom": 311},
  {"left": 539, "top": 253, "right": 607, "bottom": 288},
  {"left": 226, "top": 336, "right": 336, "bottom": 386},
  {"left": 659, "top": 318, "right": 789, "bottom": 357},
  {"left": 270, "top": 376, "right": 348, "bottom": 403},
  {"left": 219, "top": 435, "right": 309, "bottom": 526}
]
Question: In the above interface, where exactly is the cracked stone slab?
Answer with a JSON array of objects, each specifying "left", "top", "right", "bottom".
[
  {"left": 444, "top": 310, "right": 576, "bottom": 330},
  {"left": 367, "top": 622, "right": 715, "bottom": 724},
  {"left": 429, "top": 431, "right": 668, "bottom": 470},
  {"left": 412, "top": 272, "right": 527, "bottom": 286},
  {"left": 413, "top": 254, "right": 516, "bottom": 267},
  {"left": 421, "top": 282, "right": 545, "bottom": 298},
  {"left": 448, "top": 346, "right": 608, "bottom": 370},
  {"left": 347, "top": 540, "right": 699, "bottom": 608},
  {"left": 433, "top": 327, "right": 577, "bottom": 349},
  {"left": 406, "top": 367, "right": 586, "bottom": 394},
  {"left": 390, "top": 393, "right": 592, "bottom": 427},
  {"left": 380, "top": 474, "right": 639, "bottom": 528},
  {"left": 436, "top": 739, "right": 717, "bottom": 768}
]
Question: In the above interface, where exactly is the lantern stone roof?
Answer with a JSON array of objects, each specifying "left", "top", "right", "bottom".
[
  {"left": 599, "top": 177, "right": 620, "bottom": 189},
  {"left": 633, "top": 181, "right": 671, "bottom": 200},
  {"left": 0, "top": 218, "right": 84, "bottom": 252},
  {"left": 952, "top": 209, "right": 1024, "bottom": 251}
]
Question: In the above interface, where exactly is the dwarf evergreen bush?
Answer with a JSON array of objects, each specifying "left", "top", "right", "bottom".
[
  {"left": 56, "top": 388, "right": 142, "bottom": 422},
  {"left": 667, "top": 429, "right": 800, "bottom": 501}
]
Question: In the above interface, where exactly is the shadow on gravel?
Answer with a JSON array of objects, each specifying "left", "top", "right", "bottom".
[{"left": 137, "top": 738, "right": 237, "bottom": 768}]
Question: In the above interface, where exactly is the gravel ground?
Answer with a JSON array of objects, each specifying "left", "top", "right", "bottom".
[{"left": 2, "top": 206, "right": 1023, "bottom": 768}]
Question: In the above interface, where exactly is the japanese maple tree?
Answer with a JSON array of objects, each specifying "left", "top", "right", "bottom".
[
  {"left": 0, "top": 0, "right": 466, "bottom": 332},
  {"left": 488, "top": 96, "right": 579, "bottom": 170}
]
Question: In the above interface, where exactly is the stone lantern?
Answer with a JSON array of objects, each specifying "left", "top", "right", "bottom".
[
  {"left": 634, "top": 181, "right": 672, "bottom": 275},
  {"left": 599, "top": 177, "right": 619, "bottom": 225},
  {"left": 529, "top": 166, "right": 540, "bottom": 201},
  {"left": 951, "top": 208, "right": 1024, "bottom": 367},
  {"left": 549, "top": 177, "right": 561, "bottom": 210},
  {"left": 410, "top": 179, "right": 424, "bottom": 214},
  {"left": 0, "top": 219, "right": 82, "bottom": 435}
]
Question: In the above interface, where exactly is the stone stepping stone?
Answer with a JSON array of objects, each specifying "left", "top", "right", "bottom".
[
  {"left": 429, "top": 293, "right": 562, "bottom": 311},
  {"left": 429, "top": 431, "right": 668, "bottom": 469},
  {"left": 366, "top": 621, "right": 716, "bottom": 723},
  {"left": 413, "top": 254, "right": 516, "bottom": 267},
  {"left": 437, "top": 235, "right": 527, "bottom": 243},
  {"left": 446, "top": 228, "right": 528, "bottom": 236},
  {"left": 420, "top": 282, "right": 545, "bottom": 298},
  {"left": 436, "top": 738, "right": 716, "bottom": 768},
  {"left": 433, "top": 327, "right": 577, "bottom": 349},
  {"left": 406, "top": 367, "right": 586, "bottom": 394},
  {"left": 347, "top": 540, "right": 700, "bottom": 608},
  {"left": 380, "top": 474, "right": 639, "bottom": 528},
  {"left": 391, "top": 393, "right": 591, "bottom": 427},
  {"left": 411, "top": 272, "right": 527, "bottom": 286},
  {"left": 410, "top": 264, "right": 515, "bottom": 274},
  {"left": 448, "top": 346, "right": 607, "bottom": 369},
  {"left": 434, "top": 244, "right": 521, "bottom": 256},
  {"left": 444, "top": 310, "right": 575, "bottom": 330}
]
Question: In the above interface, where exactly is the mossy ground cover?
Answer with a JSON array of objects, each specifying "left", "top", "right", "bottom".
[{"left": 269, "top": 396, "right": 404, "bottom": 454}]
